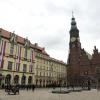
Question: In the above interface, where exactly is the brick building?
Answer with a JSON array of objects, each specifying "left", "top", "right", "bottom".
[{"left": 67, "top": 15, "right": 100, "bottom": 88}]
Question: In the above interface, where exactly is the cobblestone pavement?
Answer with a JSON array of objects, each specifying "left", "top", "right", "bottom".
[{"left": 0, "top": 88, "right": 100, "bottom": 100}]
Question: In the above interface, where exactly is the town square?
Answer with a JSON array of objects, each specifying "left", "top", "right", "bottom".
[
  {"left": 0, "top": 0, "right": 100, "bottom": 100},
  {"left": 0, "top": 88, "right": 100, "bottom": 100}
]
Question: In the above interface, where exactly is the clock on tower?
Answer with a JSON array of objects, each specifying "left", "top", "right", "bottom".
[{"left": 71, "top": 37, "right": 76, "bottom": 42}]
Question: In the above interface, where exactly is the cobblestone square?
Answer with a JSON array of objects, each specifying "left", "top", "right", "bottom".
[{"left": 0, "top": 88, "right": 100, "bottom": 100}]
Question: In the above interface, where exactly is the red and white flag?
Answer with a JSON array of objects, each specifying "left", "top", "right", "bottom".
[
  {"left": 29, "top": 49, "right": 35, "bottom": 72},
  {"left": 0, "top": 40, "right": 2, "bottom": 54},
  {"left": 16, "top": 45, "right": 21, "bottom": 71},
  {"left": 32, "top": 49, "right": 35, "bottom": 61},
  {"left": 0, "top": 40, "right": 6, "bottom": 68}
]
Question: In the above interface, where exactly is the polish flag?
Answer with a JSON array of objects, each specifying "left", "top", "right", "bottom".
[
  {"left": 0, "top": 40, "right": 2, "bottom": 54},
  {"left": 29, "top": 49, "right": 35, "bottom": 72},
  {"left": 16, "top": 45, "right": 21, "bottom": 71},
  {"left": 0, "top": 41, "right": 6, "bottom": 68}
]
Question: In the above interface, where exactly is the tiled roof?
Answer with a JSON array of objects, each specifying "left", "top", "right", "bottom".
[
  {"left": 50, "top": 57, "right": 66, "bottom": 65},
  {"left": 0, "top": 28, "right": 66, "bottom": 65},
  {"left": 0, "top": 28, "right": 10, "bottom": 39},
  {"left": 0, "top": 28, "right": 48, "bottom": 55}
]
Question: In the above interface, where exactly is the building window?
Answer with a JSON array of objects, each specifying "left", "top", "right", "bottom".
[
  {"left": 7, "top": 61, "right": 13, "bottom": 70},
  {"left": 43, "top": 72, "right": 45, "bottom": 76},
  {"left": 40, "top": 72, "right": 41, "bottom": 76},
  {"left": 16, "top": 63, "right": 20, "bottom": 71},
  {"left": 36, "top": 65, "right": 38, "bottom": 69},
  {"left": 36, "top": 71, "right": 38, "bottom": 76},
  {"left": 29, "top": 65, "right": 33, "bottom": 72},
  {"left": 47, "top": 73, "right": 48, "bottom": 76},
  {"left": 23, "top": 64, "right": 27, "bottom": 72},
  {"left": 10, "top": 43, "right": 14, "bottom": 55},
  {"left": 24, "top": 48, "right": 27, "bottom": 59},
  {"left": 96, "top": 68, "right": 100, "bottom": 74},
  {"left": 84, "top": 71, "right": 88, "bottom": 75}
]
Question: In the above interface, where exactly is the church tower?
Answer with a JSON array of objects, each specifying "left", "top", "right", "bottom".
[
  {"left": 67, "top": 14, "right": 100, "bottom": 88},
  {"left": 68, "top": 14, "right": 81, "bottom": 66},
  {"left": 67, "top": 14, "right": 82, "bottom": 86}
]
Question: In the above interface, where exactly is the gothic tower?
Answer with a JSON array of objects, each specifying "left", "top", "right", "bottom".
[
  {"left": 67, "top": 14, "right": 100, "bottom": 88},
  {"left": 69, "top": 15, "right": 81, "bottom": 67},
  {"left": 67, "top": 15, "right": 82, "bottom": 86}
]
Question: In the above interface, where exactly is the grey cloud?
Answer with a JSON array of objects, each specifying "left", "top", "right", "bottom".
[
  {"left": 32, "top": 24, "right": 68, "bottom": 50},
  {"left": 45, "top": 0, "right": 70, "bottom": 16}
]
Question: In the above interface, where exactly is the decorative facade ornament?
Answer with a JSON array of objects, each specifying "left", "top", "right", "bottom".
[
  {"left": 24, "top": 37, "right": 30, "bottom": 48},
  {"left": 10, "top": 31, "right": 17, "bottom": 44}
]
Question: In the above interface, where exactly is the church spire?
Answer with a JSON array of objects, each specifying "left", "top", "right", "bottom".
[
  {"left": 69, "top": 13, "right": 79, "bottom": 38},
  {"left": 71, "top": 12, "right": 78, "bottom": 30},
  {"left": 72, "top": 11, "right": 74, "bottom": 18}
]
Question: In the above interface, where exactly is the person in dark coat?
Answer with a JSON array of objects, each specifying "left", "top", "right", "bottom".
[
  {"left": 32, "top": 84, "right": 35, "bottom": 91},
  {"left": 26, "top": 85, "right": 29, "bottom": 91}
]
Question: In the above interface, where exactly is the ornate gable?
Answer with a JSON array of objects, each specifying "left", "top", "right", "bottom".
[
  {"left": 10, "top": 31, "right": 17, "bottom": 44},
  {"left": 24, "top": 37, "right": 30, "bottom": 48}
]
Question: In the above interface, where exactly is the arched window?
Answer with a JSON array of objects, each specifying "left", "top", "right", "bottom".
[
  {"left": 28, "top": 76, "right": 32, "bottom": 84},
  {"left": 14, "top": 75, "right": 19, "bottom": 84},
  {"left": 5, "top": 74, "right": 11, "bottom": 84},
  {"left": 10, "top": 43, "right": 14, "bottom": 55},
  {"left": 21, "top": 75, "right": 26, "bottom": 85}
]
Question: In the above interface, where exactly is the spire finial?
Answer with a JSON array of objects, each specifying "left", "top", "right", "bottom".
[{"left": 72, "top": 11, "right": 74, "bottom": 18}]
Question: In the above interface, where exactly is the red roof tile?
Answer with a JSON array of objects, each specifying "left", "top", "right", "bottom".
[
  {"left": 0, "top": 28, "right": 66, "bottom": 64},
  {"left": 0, "top": 28, "right": 10, "bottom": 39},
  {"left": 0, "top": 28, "right": 49, "bottom": 55}
]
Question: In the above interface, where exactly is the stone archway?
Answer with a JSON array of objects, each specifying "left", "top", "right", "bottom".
[
  {"left": 5, "top": 74, "right": 11, "bottom": 84},
  {"left": 14, "top": 75, "right": 19, "bottom": 84},
  {"left": 21, "top": 75, "right": 26, "bottom": 85},
  {"left": 28, "top": 76, "right": 32, "bottom": 85}
]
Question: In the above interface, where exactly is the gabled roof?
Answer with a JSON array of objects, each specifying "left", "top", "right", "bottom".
[
  {"left": 50, "top": 57, "right": 66, "bottom": 65},
  {"left": 0, "top": 28, "right": 48, "bottom": 55},
  {"left": 0, "top": 28, "right": 66, "bottom": 64}
]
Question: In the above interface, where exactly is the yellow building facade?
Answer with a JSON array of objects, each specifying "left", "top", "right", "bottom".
[{"left": 0, "top": 28, "right": 67, "bottom": 87}]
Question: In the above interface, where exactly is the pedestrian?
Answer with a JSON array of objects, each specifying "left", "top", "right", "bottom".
[
  {"left": 2, "top": 83, "right": 4, "bottom": 89},
  {"left": 32, "top": 84, "right": 35, "bottom": 91},
  {"left": 26, "top": 85, "right": 29, "bottom": 91}
]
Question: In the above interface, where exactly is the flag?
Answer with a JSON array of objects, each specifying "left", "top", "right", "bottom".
[
  {"left": 29, "top": 65, "right": 32, "bottom": 72},
  {"left": 16, "top": 45, "right": 21, "bottom": 71},
  {"left": 0, "top": 40, "right": 6, "bottom": 68},
  {"left": 32, "top": 49, "right": 35, "bottom": 61},
  {"left": 29, "top": 49, "right": 35, "bottom": 72},
  {"left": 0, "top": 40, "right": 2, "bottom": 54}
]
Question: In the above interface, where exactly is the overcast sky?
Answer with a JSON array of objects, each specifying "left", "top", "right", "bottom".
[{"left": 0, "top": 0, "right": 100, "bottom": 63}]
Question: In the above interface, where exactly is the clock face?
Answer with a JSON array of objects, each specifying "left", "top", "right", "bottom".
[{"left": 71, "top": 37, "right": 76, "bottom": 42}]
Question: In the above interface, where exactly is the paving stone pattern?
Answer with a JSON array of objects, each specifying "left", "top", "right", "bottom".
[{"left": 0, "top": 88, "right": 100, "bottom": 100}]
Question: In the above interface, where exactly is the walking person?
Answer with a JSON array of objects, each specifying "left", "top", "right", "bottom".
[
  {"left": 32, "top": 84, "right": 35, "bottom": 92},
  {"left": 26, "top": 85, "right": 29, "bottom": 91}
]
